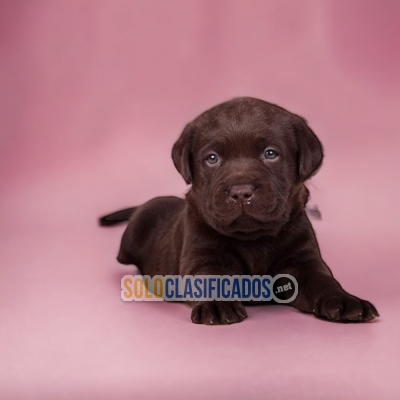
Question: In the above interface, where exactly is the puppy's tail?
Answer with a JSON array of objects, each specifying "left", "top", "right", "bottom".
[{"left": 98, "top": 207, "right": 137, "bottom": 226}]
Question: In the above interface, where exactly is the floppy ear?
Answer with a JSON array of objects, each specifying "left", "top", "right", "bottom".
[
  {"left": 294, "top": 117, "right": 324, "bottom": 181},
  {"left": 171, "top": 123, "right": 194, "bottom": 184}
]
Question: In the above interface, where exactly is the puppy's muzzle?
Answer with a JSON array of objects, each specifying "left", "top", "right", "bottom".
[{"left": 226, "top": 184, "right": 255, "bottom": 204}]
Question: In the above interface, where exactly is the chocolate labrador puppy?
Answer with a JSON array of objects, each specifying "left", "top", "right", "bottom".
[{"left": 100, "top": 97, "right": 379, "bottom": 325}]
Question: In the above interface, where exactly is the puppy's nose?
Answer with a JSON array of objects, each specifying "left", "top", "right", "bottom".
[{"left": 228, "top": 185, "right": 255, "bottom": 203}]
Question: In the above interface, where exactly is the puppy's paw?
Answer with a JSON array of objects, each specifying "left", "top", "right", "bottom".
[
  {"left": 313, "top": 293, "right": 379, "bottom": 322},
  {"left": 191, "top": 301, "right": 247, "bottom": 325}
]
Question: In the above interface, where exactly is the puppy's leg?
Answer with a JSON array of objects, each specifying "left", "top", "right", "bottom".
[
  {"left": 190, "top": 300, "right": 247, "bottom": 325},
  {"left": 284, "top": 262, "right": 379, "bottom": 322},
  {"left": 111, "top": 196, "right": 185, "bottom": 271},
  {"left": 183, "top": 256, "right": 248, "bottom": 325}
]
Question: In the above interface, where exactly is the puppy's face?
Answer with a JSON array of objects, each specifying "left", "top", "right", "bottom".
[{"left": 172, "top": 98, "right": 323, "bottom": 240}]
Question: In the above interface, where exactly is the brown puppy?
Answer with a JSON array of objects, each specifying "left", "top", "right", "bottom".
[{"left": 100, "top": 97, "right": 379, "bottom": 325}]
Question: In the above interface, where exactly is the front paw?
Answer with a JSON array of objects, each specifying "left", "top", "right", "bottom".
[
  {"left": 313, "top": 293, "right": 379, "bottom": 322},
  {"left": 191, "top": 301, "right": 247, "bottom": 325}
]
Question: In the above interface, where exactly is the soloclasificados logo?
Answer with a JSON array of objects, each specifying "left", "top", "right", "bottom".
[{"left": 121, "top": 275, "right": 298, "bottom": 304}]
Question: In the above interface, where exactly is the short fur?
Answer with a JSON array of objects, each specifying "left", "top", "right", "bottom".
[{"left": 100, "top": 97, "right": 378, "bottom": 325}]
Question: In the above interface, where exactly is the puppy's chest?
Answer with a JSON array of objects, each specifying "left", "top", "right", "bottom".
[{"left": 233, "top": 244, "right": 274, "bottom": 275}]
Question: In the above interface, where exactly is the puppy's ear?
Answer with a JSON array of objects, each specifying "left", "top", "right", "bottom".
[
  {"left": 171, "top": 123, "right": 194, "bottom": 184},
  {"left": 294, "top": 117, "right": 324, "bottom": 181}
]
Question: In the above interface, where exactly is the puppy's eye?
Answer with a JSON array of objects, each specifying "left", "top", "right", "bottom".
[
  {"left": 205, "top": 153, "right": 219, "bottom": 165},
  {"left": 264, "top": 149, "right": 279, "bottom": 160}
]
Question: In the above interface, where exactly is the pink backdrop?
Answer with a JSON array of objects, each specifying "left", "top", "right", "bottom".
[{"left": 1, "top": 1, "right": 400, "bottom": 399}]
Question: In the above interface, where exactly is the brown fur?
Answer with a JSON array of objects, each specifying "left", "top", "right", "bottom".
[{"left": 100, "top": 97, "right": 379, "bottom": 325}]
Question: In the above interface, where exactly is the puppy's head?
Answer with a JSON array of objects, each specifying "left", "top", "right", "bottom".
[{"left": 172, "top": 97, "right": 323, "bottom": 240}]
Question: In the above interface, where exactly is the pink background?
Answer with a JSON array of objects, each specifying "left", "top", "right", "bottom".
[{"left": 1, "top": 1, "right": 400, "bottom": 399}]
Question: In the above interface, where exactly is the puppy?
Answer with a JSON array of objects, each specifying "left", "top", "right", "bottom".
[{"left": 100, "top": 97, "right": 379, "bottom": 325}]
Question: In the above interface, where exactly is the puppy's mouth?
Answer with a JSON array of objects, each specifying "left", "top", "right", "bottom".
[
  {"left": 218, "top": 201, "right": 278, "bottom": 225},
  {"left": 221, "top": 213, "right": 285, "bottom": 239},
  {"left": 206, "top": 195, "right": 286, "bottom": 238},
  {"left": 228, "top": 214, "right": 267, "bottom": 232}
]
